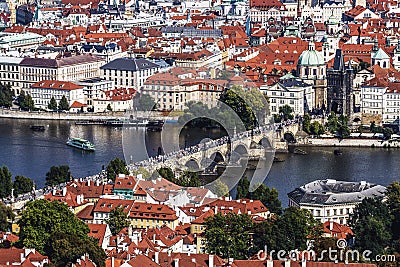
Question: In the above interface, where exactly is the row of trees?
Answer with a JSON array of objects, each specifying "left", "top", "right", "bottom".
[
  {"left": 0, "top": 166, "right": 34, "bottom": 199},
  {"left": 302, "top": 112, "right": 350, "bottom": 138},
  {"left": 205, "top": 206, "right": 322, "bottom": 260},
  {"left": 0, "top": 165, "right": 74, "bottom": 199},
  {"left": 205, "top": 181, "right": 400, "bottom": 262},
  {"left": 350, "top": 181, "right": 400, "bottom": 257}
]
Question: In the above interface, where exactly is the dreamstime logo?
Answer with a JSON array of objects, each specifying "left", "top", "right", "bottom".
[
  {"left": 121, "top": 66, "right": 276, "bottom": 195},
  {"left": 257, "top": 239, "right": 396, "bottom": 263}
]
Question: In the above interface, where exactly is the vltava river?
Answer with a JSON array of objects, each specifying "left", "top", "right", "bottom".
[{"left": 0, "top": 118, "right": 398, "bottom": 206}]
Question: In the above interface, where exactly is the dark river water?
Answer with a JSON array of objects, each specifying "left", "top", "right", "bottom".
[{"left": 0, "top": 118, "right": 399, "bottom": 206}]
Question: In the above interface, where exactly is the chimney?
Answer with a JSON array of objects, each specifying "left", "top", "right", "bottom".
[
  {"left": 111, "top": 257, "right": 115, "bottom": 267},
  {"left": 330, "top": 220, "right": 333, "bottom": 231},
  {"left": 208, "top": 254, "right": 214, "bottom": 267},
  {"left": 88, "top": 180, "right": 90, "bottom": 186},
  {"left": 174, "top": 258, "right": 179, "bottom": 267},
  {"left": 155, "top": 251, "right": 159, "bottom": 264},
  {"left": 62, "top": 187, "right": 67, "bottom": 196}
]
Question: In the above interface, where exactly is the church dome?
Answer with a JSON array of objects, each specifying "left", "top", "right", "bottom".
[{"left": 298, "top": 42, "right": 325, "bottom": 66}]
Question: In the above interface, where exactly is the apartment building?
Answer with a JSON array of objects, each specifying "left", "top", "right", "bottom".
[
  {"left": 19, "top": 54, "right": 105, "bottom": 90},
  {"left": 30, "top": 80, "right": 85, "bottom": 110},
  {"left": 100, "top": 58, "right": 166, "bottom": 89}
]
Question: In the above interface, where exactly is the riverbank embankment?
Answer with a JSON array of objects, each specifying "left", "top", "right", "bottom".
[
  {"left": 0, "top": 108, "right": 178, "bottom": 121},
  {"left": 297, "top": 137, "right": 400, "bottom": 148}
]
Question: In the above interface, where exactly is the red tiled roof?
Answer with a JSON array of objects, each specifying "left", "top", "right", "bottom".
[{"left": 31, "top": 80, "right": 83, "bottom": 91}]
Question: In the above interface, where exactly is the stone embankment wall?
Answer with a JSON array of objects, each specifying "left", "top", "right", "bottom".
[
  {"left": 298, "top": 137, "right": 400, "bottom": 148},
  {"left": 0, "top": 108, "right": 176, "bottom": 121}
]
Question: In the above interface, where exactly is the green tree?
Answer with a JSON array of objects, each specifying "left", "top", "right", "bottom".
[
  {"left": 0, "top": 166, "right": 13, "bottom": 198},
  {"left": 157, "top": 167, "right": 175, "bottom": 181},
  {"left": 212, "top": 179, "right": 229, "bottom": 197},
  {"left": 106, "top": 103, "right": 112, "bottom": 111},
  {"left": 302, "top": 114, "right": 311, "bottom": 134},
  {"left": 0, "top": 202, "right": 14, "bottom": 232},
  {"left": 58, "top": 95, "right": 70, "bottom": 111},
  {"left": 236, "top": 177, "right": 282, "bottom": 215},
  {"left": 205, "top": 212, "right": 254, "bottom": 259},
  {"left": 18, "top": 199, "right": 90, "bottom": 253},
  {"left": 219, "top": 86, "right": 266, "bottom": 130},
  {"left": 13, "top": 175, "right": 34, "bottom": 196},
  {"left": 327, "top": 112, "right": 338, "bottom": 133},
  {"left": 106, "top": 206, "right": 130, "bottom": 235},
  {"left": 18, "top": 200, "right": 105, "bottom": 266},
  {"left": 0, "top": 83, "right": 14, "bottom": 108},
  {"left": 20, "top": 94, "right": 35, "bottom": 111},
  {"left": 337, "top": 114, "right": 350, "bottom": 138},
  {"left": 45, "top": 232, "right": 106, "bottom": 267},
  {"left": 45, "top": 165, "right": 72, "bottom": 187},
  {"left": 349, "top": 198, "right": 392, "bottom": 257},
  {"left": 278, "top": 105, "right": 294, "bottom": 121},
  {"left": 273, "top": 207, "right": 322, "bottom": 252},
  {"left": 385, "top": 182, "right": 400, "bottom": 252},
  {"left": 131, "top": 166, "right": 152, "bottom": 180},
  {"left": 106, "top": 157, "right": 129, "bottom": 181},
  {"left": 310, "top": 121, "right": 325, "bottom": 136},
  {"left": 48, "top": 97, "right": 57, "bottom": 111},
  {"left": 17, "top": 90, "right": 26, "bottom": 107},
  {"left": 175, "top": 171, "right": 200, "bottom": 187},
  {"left": 137, "top": 94, "right": 156, "bottom": 111}
]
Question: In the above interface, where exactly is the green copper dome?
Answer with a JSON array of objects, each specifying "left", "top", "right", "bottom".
[{"left": 298, "top": 42, "right": 325, "bottom": 66}]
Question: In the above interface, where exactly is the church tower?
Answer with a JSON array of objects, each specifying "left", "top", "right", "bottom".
[{"left": 327, "top": 49, "right": 355, "bottom": 116}]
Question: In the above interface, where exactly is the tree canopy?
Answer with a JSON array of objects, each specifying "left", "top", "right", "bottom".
[
  {"left": 350, "top": 198, "right": 392, "bottom": 257},
  {"left": 205, "top": 212, "right": 254, "bottom": 259},
  {"left": 274, "top": 105, "right": 294, "bottom": 123},
  {"left": 106, "top": 157, "right": 129, "bottom": 181},
  {"left": 19, "top": 93, "right": 35, "bottom": 111},
  {"left": 0, "top": 166, "right": 13, "bottom": 198},
  {"left": 13, "top": 175, "right": 34, "bottom": 196},
  {"left": 45, "top": 165, "right": 72, "bottom": 187},
  {"left": 0, "top": 202, "right": 14, "bottom": 232},
  {"left": 48, "top": 97, "right": 57, "bottom": 111},
  {"left": 236, "top": 177, "right": 282, "bottom": 215},
  {"left": 137, "top": 94, "right": 156, "bottom": 111},
  {"left": 18, "top": 199, "right": 105, "bottom": 267},
  {"left": 106, "top": 206, "right": 130, "bottom": 235},
  {"left": 58, "top": 95, "right": 70, "bottom": 111},
  {"left": 0, "top": 83, "right": 14, "bottom": 108}
]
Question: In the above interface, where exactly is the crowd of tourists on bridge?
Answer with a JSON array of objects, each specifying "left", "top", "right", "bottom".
[{"left": 128, "top": 122, "right": 287, "bottom": 171}]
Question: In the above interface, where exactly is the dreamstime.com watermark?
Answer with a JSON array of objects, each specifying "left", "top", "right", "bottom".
[{"left": 257, "top": 239, "right": 397, "bottom": 263}]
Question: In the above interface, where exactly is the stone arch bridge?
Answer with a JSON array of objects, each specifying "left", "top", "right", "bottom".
[{"left": 128, "top": 123, "right": 301, "bottom": 174}]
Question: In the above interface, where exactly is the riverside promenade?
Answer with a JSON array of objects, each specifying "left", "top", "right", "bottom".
[
  {"left": 0, "top": 108, "right": 175, "bottom": 121},
  {"left": 298, "top": 137, "right": 400, "bottom": 148}
]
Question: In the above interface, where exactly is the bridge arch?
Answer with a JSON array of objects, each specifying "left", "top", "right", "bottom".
[
  {"left": 185, "top": 158, "right": 200, "bottom": 171},
  {"left": 210, "top": 151, "right": 225, "bottom": 163},
  {"left": 283, "top": 132, "right": 296, "bottom": 143},
  {"left": 233, "top": 143, "right": 248, "bottom": 156},
  {"left": 259, "top": 137, "right": 273, "bottom": 148}
]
